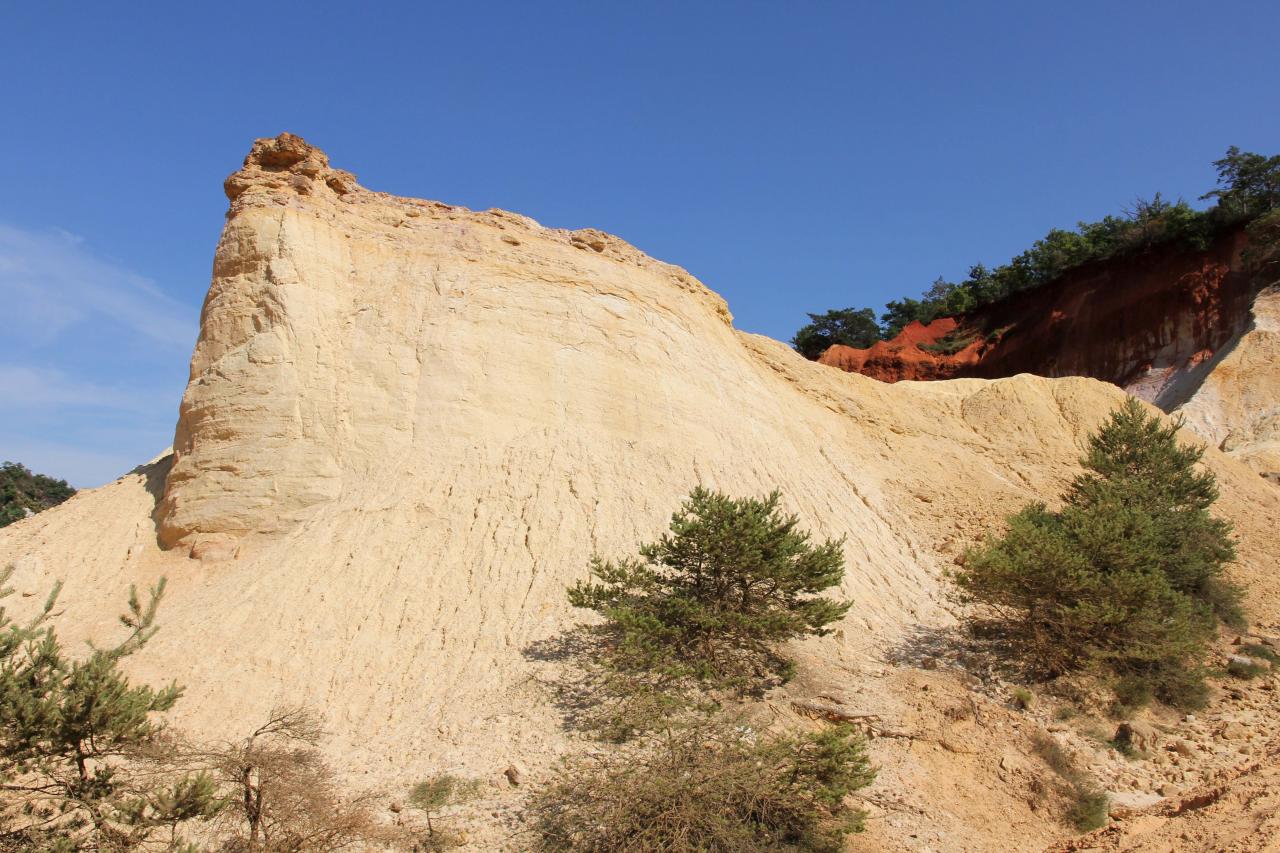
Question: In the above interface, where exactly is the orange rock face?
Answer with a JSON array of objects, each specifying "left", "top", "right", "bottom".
[{"left": 820, "top": 228, "right": 1257, "bottom": 409}]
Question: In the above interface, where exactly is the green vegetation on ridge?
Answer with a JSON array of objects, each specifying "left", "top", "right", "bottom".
[
  {"left": 0, "top": 461, "right": 75, "bottom": 528},
  {"left": 793, "top": 147, "right": 1280, "bottom": 355}
]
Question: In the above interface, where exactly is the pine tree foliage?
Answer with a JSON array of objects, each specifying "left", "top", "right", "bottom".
[
  {"left": 951, "top": 399, "right": 1243, "bottom": 707},
  {"left": 0, "top": 566, "right": 220, "bottom": 850},
  {"left": 568, "top": 488, "right": 851, "bottom": 688},
  {"left": 404, "top": 774, "right": 483, "bottom": 851}
]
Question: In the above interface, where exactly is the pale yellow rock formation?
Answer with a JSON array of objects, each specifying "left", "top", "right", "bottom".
[
  {"left": 1178, "top": 287, "right": 1280, "bottom": 478},
  {"left": 1, "top": 136, "right": 1277, "bottom": 849}
]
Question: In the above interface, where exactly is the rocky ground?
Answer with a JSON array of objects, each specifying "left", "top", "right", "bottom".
[
  {"left": 831, "top": 625, "right": 1280, "bottom": 852},
  {"left": 427, "top": 623, "right": 1280, "bottom": 852}
]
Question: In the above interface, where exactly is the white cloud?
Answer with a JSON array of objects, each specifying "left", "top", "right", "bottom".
[
  {"left": 0, "top": 365, "right": 147, "bottom": 410},
  {"left": 0, "top": 224, "right": 193, "bottom": 487},
  {"left": 0, "top": 224, "right": 195, "bottom": 348}
]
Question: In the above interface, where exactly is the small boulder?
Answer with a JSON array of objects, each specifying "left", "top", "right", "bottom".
[
  {"left": 188, "top": 533, "right": 238, "bottom": 563},
  {"left": 1116, "top": 720, "right": 1160, "bottom": 753},
  {"left": 1219, "top": 721, "right": 1249, "bottom": 741},
  {"left": 503, "top": 763, "right": 526, "bottom": 787}
]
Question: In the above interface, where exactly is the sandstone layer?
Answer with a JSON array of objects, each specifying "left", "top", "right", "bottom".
[{"left": 2, "top": 135, "right": 1278, "bottom": 850}]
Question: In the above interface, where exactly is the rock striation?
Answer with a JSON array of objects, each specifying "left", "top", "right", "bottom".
[{"left": 1, "top": 135, "right": 1278, "bottom": 849}]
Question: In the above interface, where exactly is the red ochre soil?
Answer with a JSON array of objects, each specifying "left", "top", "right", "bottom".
[{"left": 820, "top": 228, "right": 1256, "bottom": 403}]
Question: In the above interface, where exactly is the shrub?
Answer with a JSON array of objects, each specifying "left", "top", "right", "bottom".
[
  {"left": 406, "top": 774, "right": 483, "bottom": 851},
  {"left": 568, "top": 487, "right": 850, "bottom": 691},
  {"left": 204, "top": 706, "right": 389, "bottom": 852},
  {"left": 1239, "top": 643, "right": 1280, "bottom": 665},
  {"left": 919, "top": 328, "right": 980, "bottom": 355},
  {"left": 1067, "top": 787, "right": 1111, "bottom": 832},
  {"left": 1107, "top": 732, "right": 1141, "bottom": 760},
  {"left": 1227, "top": 657, "right": 1269, "bottom": 679},
  {"left": 1011, "top": 687, "right": 1034, "bottom": 710},
  {"left": 951, "top": 399, "right": 1241, "bottom": 708},
  {"left": 529, "top": 720, "right": 874, "bottom": 853}
]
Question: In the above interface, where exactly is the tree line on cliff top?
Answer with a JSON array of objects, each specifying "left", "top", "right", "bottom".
[{"left": 792, "top": 147, "right": 1280, "bottom": 360}]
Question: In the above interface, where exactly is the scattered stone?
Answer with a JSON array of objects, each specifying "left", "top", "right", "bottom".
[{"left": 504, "top": 763, "right": 526, "bottom": 787}]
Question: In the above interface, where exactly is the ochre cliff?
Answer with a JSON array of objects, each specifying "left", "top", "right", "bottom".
[
  {"left": 819, "top": 230, "right": 1280, "bottom": 475},
  {"left": 821, "top": 230, "right": 1256, "bottom": 403},
  {"left": 2, "top": 135, "right": 1278, "bottom": 851}
]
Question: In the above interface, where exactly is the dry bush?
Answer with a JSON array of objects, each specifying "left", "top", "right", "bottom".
[
  {"left": 402, "top": 774, "right": 484, "bottom": 851},
  {"left": 201, "top": 707, "right": 396, "bottom": 852},
  {"left": 528, "top": 719, "right": 873, "bottom": 853}
]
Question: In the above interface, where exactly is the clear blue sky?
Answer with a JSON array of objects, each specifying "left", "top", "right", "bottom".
[{"left": 2, "top": 1, "right": 1277, "bottom": 487}]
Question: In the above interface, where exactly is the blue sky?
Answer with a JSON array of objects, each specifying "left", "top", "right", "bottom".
[{"left": 2, "top": 1, "right": 1277, "bottom": 487}]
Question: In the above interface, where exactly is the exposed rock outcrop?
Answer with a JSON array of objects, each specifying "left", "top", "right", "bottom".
[
  {"left": 819, "top": 230, "right": 1279, "bottom": 476},
  {"left": 1179, "top": 287, "right": 1280, "bottom": 478},
  {"left": 821, "top": 230, "right": 1255, "bottom": 401}
]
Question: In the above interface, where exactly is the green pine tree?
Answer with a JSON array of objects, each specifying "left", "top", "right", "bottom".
[
  {"left": 952, "top": 398, "right": 1242, "bottom": 708},
  {"left": 0, "top": 566, "right": 220, "bottom": 850},
  {"left": 568, "top": 487, "right": 851, "bottom": 689},
  {"left": 791, "top": 308, "right": 882, "bottom": 360}
]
